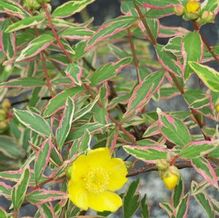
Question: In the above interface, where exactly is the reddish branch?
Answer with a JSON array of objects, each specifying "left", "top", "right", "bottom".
[
  {"left": 42, "top": 3, "right": 137, "bottom": 145},
  {"left": 134, "top": 2, "right": 210, "bottom": 141},
  {"left": 127, "top": 28, "right": 141, "bottom": 83},
  {"left": 193, "top": 22, "right": 219, "bottom": 64}
]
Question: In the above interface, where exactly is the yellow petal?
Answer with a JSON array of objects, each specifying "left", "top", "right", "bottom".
[
  {"left": 106, "top": 158, "right": 128, "bottom": 191},
  {"left": 68, "top": 180, "right": 89, "bottom": 210},
  {"left": 70, "top": 154, "right": 89, "bottom": 181},
  {"left": 88, "top": 191, "right": 122, "bottom": 212},
  {"left": 86, "top": 147, "right": 111, "bottom": 166}
]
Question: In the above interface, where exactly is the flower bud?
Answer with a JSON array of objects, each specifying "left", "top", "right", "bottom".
[
  {"left": 0, "top": 121, "right": 8, "bottom": 131},
  {"left": 23, "top": 0, "right": 40, "bottom": 10},
  {"left": 174, "top": 4, "right": 184, "bottom": 16},
  {"left": 0, "top": 109, "right": 7, "bottom": 121},
  {"left": 184, "top": 0, "right": 201, "bottom": 20},
  {"left": 2, "top": 99, "right": 11, "bottom": 111},
  {"left": 156, "top": 159, "right": 169, "bottom": 171},
  {"left": 161, "top": 166, "right": 180, "bottom": 190},
  {"left": 37, "top": 0, "right": 51, "bottom": 4},
  {"left": 200, "top": 11, "right": 215, "bottom": 24}
]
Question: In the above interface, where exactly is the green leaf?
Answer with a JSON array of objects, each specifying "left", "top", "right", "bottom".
[
  {"left": 26, "top": 189, "right": 67, "bottom": 205},
  {"left": 138, "top": 0, "right": 179, "bottom": 7},
  {"left": 0, "top": 0, "right": 29, "bottom": 18},
  {"left": 16, "top": 34, "right": 54, "bottom": 62},
  {"left": 52, "top": 0, "right": 95, "bottom": 18},
  {"left": 191, "top": 157, "right": 218, "bottom": 187},
  {"left": 123, "top": 179, "right": 140, "bottom": 218},
  {"left": 123, "top": 145, "right": 167, "bottom": 161},
  {"left": 0, "top": 77, "right": 45, "bottom": 88},
  {"left": 90, "top": 57, "right": 132, "bottom": 86},
  {"left": 0, "top": 207, "right": 8, "bottom": 218},
  {"left": 67, "top": 122, "right": 108, "bottom": 141},
  {"left": 175, "top": 194, "right": 190, "bottom": 218},
  {"left": 124, "top": 71, "right": 164, "bottom": 118},
  {"left": 179, "top": 142, "right": 217, "bottom": 159},
  {"left": 60, "top": 26, "right": 94, "bottom": 40},
  {"left": 5, "top": 15, "right": 44, "bottom": 32},
  {"left": 156, "top": 44, "right": 182, "bottom": 77},
  {"left": 173, "top": 178, "right": 184, "bottom": 208},
  {"left": 87, "top": 15, "right": 136, "bottom": 48},
  {"left": 141, "top": 194, "right": 149, "bottom": 218},
  {"left": 56, "top": 98, "right": 75, "bottom": 149},
  {"left": 34, "top": 140, "right": 52, "bottom": 184},
  {"left": 43, "top": 87, "right": 83, "bottom": 117},
  {"left": 183, "top": 32, "right": 202, "bottom": 79},
  {"left": 0, "top": 181, "right": 11, "bottom": 198},
  {"left": 90, "top": 63, "right": 116, "bottom": 86},
  {"left": 193, "top": 188, "right": 215, "bottom": 218},
  {"left": 14, "top": 109, "right": 51, "bottom": 137},
  {"left": 65, "top": 63, "right": 83, "bottom": 86},
  {"left": 12, "top": 168, "right": 30, "bottom": 209},
  {"left": 189, "top": 62, "right": 219, "bottom": 92},
  {"left": 158, "top": 110, "right": 191, "bottom": 147}
]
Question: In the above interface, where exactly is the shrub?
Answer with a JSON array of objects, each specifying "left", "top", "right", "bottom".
[{"left": 0, "top": 0, "right": 218, "bottom": 217}]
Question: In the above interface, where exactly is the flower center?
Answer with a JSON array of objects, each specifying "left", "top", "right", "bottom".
[{"left": 84, "top": 168, "right": 109, "bottom": 193}]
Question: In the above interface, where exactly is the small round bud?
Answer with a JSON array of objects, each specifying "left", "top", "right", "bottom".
[
  {"left": 161, "top": 166, "right": 180, "bottom": 190},
  {"left": 37, "top": 0, "right": 51, "bottom": 4},
  {"left": 156, "top": 159, "right": 169, "bottom": 171},
  {"left": 23, "top": 0, "right": 40, "bottom": 10},
  {"left": 2, "top": 99, "right": 11, "bottom": 111},
  {"left": 0, "top": 121, "right": 8, "bottom": 130},
  {"left": 0, "top": 109, "right": 7, "bottom": 121},
  {"left": 201, "top": 11, "right": 215, "bottom": 23},
  {"left": 174, "top": 4, "right": 184, "bottom": 16}
]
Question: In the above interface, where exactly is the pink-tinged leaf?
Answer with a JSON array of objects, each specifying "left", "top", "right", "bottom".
[
  {"left": 192, "top": 182, "right": 215, "bottom": 218},
  {"left": 89, "top": 57, "right": 132, "bottom": 86},
  {"left": 159, "top": 25, "right": 189, "bottom": 38},
  {"left": 123, "top": 145, "right": 167, "bottom": 163},
  {"left": 43, "top": 87, "right": 83, "bottom": 117},
  {"left": 12, "top": 168, "right": 30, "bottom": 209},
  {"left": 0, "top": 0, "right": 29, "bottom": 18},
  {"left": 159, "top": 202, "right": 174, "bottom": 217},
  {"left": 124, "top": 71, "right": 164, "bottom": 118},
  {"left": 34, "top": 139, "right": 52, "bottom": 185},
  {"left": 56, "top": 97, "right": 75, "bottom": 149},
  {"left": 174, "top": 194, "right": 190, "bottom": 218},
  {"left": 16, "top": 34, "right": 54, "bottom": 62},
  {"left": 191, "top": 157, "right": 218, "bottom": 188},
  {"left": 0, "top": 182, "right": 12, "bottom": 199},
  {"left": 156, "top": 44, "right": 183, "bottom": 77},
  {"left": 179, "top": 140, "right": 218, "bottom": 159},
  {"left": 157, "top": 110, "right": 191, "bottom": 147},
  {"left": 26, "top": 189, "right": 67, "bottom": 205},
  {"left": 142, "top": 0, "right": 179, "bottom": 9},
  {"left": 87, "top": 15, "right": 137, "bottom": 50},
  {"left": 38, "top": 203, "right": 56, "bottom": 218},
  {"left": 182, "top": 32, "right": 203, "bottom": 80},
  {"left": 0, "top": 169, "right": 48, "bottom": 185},
  {"left": 143, "top": 121, "right": 160, "bottom": 138},
  {"left": 65, "top": 64, "right": 83, "bottom": 86}
]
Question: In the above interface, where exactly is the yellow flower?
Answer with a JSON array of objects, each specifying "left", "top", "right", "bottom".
[
  {"left": 161, "top": 166, "right": 180, "bottom": 190},
  {"left": 67, "top": 147, "right": 128, "bottom": 212},
  {"left": 185, "top": 0, "right": 201, "bottom": 14}
]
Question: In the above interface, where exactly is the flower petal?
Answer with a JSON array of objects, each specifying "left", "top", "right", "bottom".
[
  {"left": 68, "top": 180, "right": 89, "bottom": 210},
  {"left": 88, "top": 191, "right": 122, "bottom": 212},
  {"left": 106, "top": 158, "right": 128, "bottom": 191},
  {"left": 86, "top": 147, "right": 111, "bottom": 166},
  {"left": 70, "top": 154, "right": 89, "bottom": 181}
]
